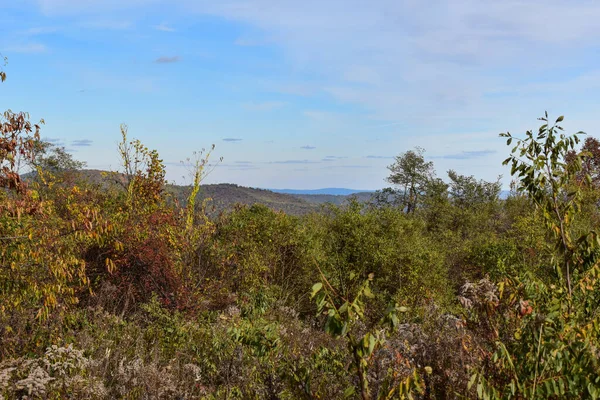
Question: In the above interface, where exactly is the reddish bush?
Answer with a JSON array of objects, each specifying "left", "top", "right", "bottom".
[{"left": 83, "top": 209, "right": 189, "bottom": 314}]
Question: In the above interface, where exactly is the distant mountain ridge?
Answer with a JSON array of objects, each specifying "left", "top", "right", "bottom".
[
  {"left": 25, "top": 169, "right": 507, "bottom": 215},
  {"left": 26, "top": 169, "right": 372, "bottom": 216},
  {"left": 269, "top": 188, "right": 376, "bottom": 195}
]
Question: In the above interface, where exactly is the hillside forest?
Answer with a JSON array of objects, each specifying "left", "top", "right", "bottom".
[{"left": 1, "top": 62, "right": 600, "bottom": 399}]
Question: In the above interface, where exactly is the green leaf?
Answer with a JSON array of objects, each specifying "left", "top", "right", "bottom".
[
  {"left": 588, "top": 383, "right": 598, "bottom": 399},
  {"left": 468, "top": 373, "right": 477, "bottom": 390},
  {"left": 556, "top": 115, "right": 564, "bottom": 122},
  {"left": 390, "top": 312, "right": 399, "bottom": 328},
  {"left": 367, "top": 333, "right": 376, "bottom": 355},
  {"left": 311, "top": 282, "right": 323, "bottom": 297},
  {"left": 398, "top": 306, "right": 408, "bottom": 313},
  {"left": 343, "top": 386, "right": 356, "bottom": 398},
  {"left": 338, "top": 302, "right": 348, "bottom": 315}
]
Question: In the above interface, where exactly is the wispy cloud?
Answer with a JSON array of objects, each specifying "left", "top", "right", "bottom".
[
  {"left": 242, "top": 101, "right": 286, "bottom": 111},
  {"left": 187, "top": 0, "right": 600, "bottom": 127},
  {"left": 303, "top": 110, "right": 336, "bottom": 120},
  {"left": 301, "top": 145, "right": 316, "bottom": 150},
  {"left": 155, "top": 56, "right": 180, "bottom": 64},
  {"left": 222, "top": 138, "right": 243, "bottom": 142},
  {"left": 78, "top": 19, "right": 132, "bottom": 30},
  {"left": 41, "top": 137, "right": 64, "bottom": 146},
  {"left": 271, "top": 160, "right": 318, "bottom": 164},
  {"left": 76, "top": 67, "right": 157, "bottom": 94},
  {"left": 21, "top": 27, "right": 59, "bottom": 36},
  {"left": 15, "top": 0, "right": 600, "bottom": 189},
  {"left": 433, "top": 150, "right": 496, "bottom": 160},
  {"left": 329, "top": 165, "right": 371, "bottom": 169},
  {"left": 1, "top": 43, "right": 48, "bottom": 54},
  {"left": 71, "top": 139, "right": 93, "bottom": 147},
  {"left": 234, "top": 36, "right": 265, "bottom": 46},
  {"left": 322, "top": 155, "right": 347, "bottom": 161},
  {"left": 370, "top": 121, "right": 404, "bottom": 128},
  {"left": 153, "top": 22, "right": 175, "bottom": 32},
  {"left": 270, "top": 83, "right": 315, "bottom": 97}
]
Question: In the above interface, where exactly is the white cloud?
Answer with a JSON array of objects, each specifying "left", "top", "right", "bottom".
[
  {"left": 77, "top": 19, "right": 133, "bottom": 30},
  {"left": 22, "top": 27, "right": 60, "bottom": 36},
  {"left": 234, "top": 36, "right": 264, "bottom": 46},
  {"left": 25, "top": 0, "right": 600, "bottom": 187},
  {"left": 36, "top": 0, "right": 158, "bottom": 15},
  {"left": 302, "top": 110, "right": 335, "bottom": 120},
  {"left": 184, "top": 0, "right": 600, "bottom": 121},
  {"left": 242, "top": 101, "right": 286, "bottom": 111},
  {"left": 154, "top": 22, "right": 175, "bottom": 32},
  {"left": 1, "top": 43, "right": 48, "bottom": 53}
]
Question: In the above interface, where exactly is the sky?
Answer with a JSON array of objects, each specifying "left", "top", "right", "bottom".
[{"left": 1, "top": 0, "right": 599, "bottom": 190}]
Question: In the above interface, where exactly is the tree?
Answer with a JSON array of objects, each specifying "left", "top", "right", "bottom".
[
  {"left": 30, "top": 140, "right": 86, "bottom": 173},
  {"left": 469, "top": 113, "right": 600, "bottom": 400},
  {"left": 0, "top": 110, "right": 41, "bottom": 194},
  {"left": 566, "top": 136, "right": 600, "bottom": 187},
  {"left": 386, "top": 147, "right": 434, "bottom": 213},
  {"left": 501, "top": 113, "right": 587, "bottom": 296},
  {"left": 447, "top": 170, "right": 502, "bottom": 208}
]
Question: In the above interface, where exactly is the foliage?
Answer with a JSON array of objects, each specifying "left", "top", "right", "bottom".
[
  {"left": 0, "top": 54, "right": 6, "bottom": 83},
  {"left": 0, "top": 110, "right": 42, "bottom": 193},
  {"left": 386, "top": 147, "right": 434, "bottom": 213},
  {"left": 501, "top": 113, "right": 588, "bottom": 295},
  {"left": 183, "top": 145, "right": 218, "bottom": 231},
  {"left": 566, "top": 136, "right": 600, "bottom": 187},
  {"left": 3, "top": 63, "right": 600, "bottom": 400},
  {"left": 468, "top": 114, "right": 600, "bottom": 399},
  {"left": 32, "top": 140, "right": 87, "bottom": 172},
  {"left": 312, "top": 272, "right": 426, "bottom": 400},
  {"left": 447, "top": 170, "right": 502, "bottom": 209},
  {"left": 201, "top": 204, "right": 312, "bottom": 307},
  {"left": 0, "top": 101, "right": 93, "bottom": 330},
  {"left": 0, "top": 344, "right": 105, "bottom": 399}
]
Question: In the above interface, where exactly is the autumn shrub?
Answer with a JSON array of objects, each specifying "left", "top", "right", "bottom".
[
  {"left": 307, "top": 200, "right": 454, "bottom": 317},
  {"left": 0, "top": 114, "right": 98, "bottom": 356},
  {"left": 199, "top": 203, "right": 315, "bottom": 311},
  {"left": 80, "top": 127, "right": 201, "bottom": 315}
]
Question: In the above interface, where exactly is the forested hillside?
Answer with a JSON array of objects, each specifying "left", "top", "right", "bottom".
[
  {"left": 2, "top": 67, "right": 600, "bottom": 399},
  {"left": 28, "top": 169, "right": 373, "bottom": 216}
]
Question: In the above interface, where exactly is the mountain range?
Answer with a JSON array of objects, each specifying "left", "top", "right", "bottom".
[{"left": 269, "top": 188, "right": 376, "bottom": 196}]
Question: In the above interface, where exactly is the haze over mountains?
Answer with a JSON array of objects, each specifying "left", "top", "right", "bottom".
[
  {"left": 174, "top": 184, "right": 376, "bottom": 215},
  {"left": 270, "top": 188, "right": 376, "bottom": 196}
]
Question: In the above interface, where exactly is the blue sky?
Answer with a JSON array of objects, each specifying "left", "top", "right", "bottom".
[{"left": 1, "top": 0, "right": 599, "bottom": 189}]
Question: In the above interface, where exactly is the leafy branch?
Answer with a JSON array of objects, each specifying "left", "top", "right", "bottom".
[{"left": 311, "top": 272, "right": 407, "bottom": 400}]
